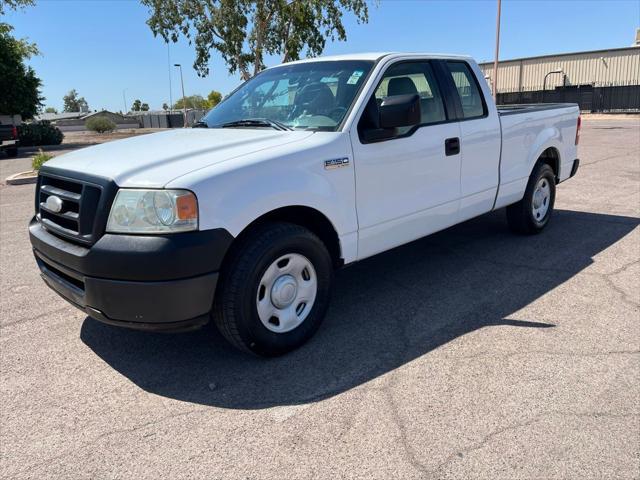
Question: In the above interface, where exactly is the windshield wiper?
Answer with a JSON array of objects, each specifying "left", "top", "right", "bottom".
[
  {"left": 219, "top": 118, "right": 293, "bottom": 131},
  {"left": 192, "top": 121, "right": 208, "bottom": 128}
]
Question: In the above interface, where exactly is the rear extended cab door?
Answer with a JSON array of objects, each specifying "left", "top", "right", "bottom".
[{"left": 438, "top": 60, "right": 502, "bottom": 222}]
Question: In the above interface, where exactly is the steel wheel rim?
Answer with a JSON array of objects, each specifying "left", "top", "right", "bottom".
[
  {"left": 256, "top": 253, "right": 318, "bottom": 333},
  {"left": 532, "top": 177, "right": 551, "bottom": 223}
]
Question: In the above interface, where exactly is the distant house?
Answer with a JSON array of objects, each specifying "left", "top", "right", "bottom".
[{"left": 34, "top": 110, "right": 139, "bottom": 132}]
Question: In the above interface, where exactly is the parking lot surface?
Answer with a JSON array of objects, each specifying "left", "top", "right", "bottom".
[{"left": 1, "top": 118, "right": 638, "bottom": 479}]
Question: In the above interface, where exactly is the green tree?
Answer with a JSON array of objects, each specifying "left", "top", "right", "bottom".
[
  {"left": 162, "top": 102, "right": 169, "bottom": 111},
  {"left": 44, "top": 107, "right": 57, "bottom": 113},
  {"left": 0, "top": 24, "right": 42, "bottom": 118},
  {"left": 173, "top": 94, "right": 207, "bottom": 110},
  {"left": 0, "top": 0, "right": 35, "bottom": 16},
  {"left": 131, "top": 99, "right": 142, "bottom": 111},
  {"left": 141, "top": 102, "right": 150, "bottom": 111},
  {"left": 62, "top": 89, "right": 88, "bottom": 112},
  {"left": 205, "top": 90, "right": 222, "bottom": 109},
  {"left": 141, "top": 0, "right": 369, "bottom": 80}
]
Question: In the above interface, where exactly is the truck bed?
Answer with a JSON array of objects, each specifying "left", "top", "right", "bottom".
[
  {"left": 493, "top": 101, "right": 580, "bottom": 210},
  {"left": 497, "top": 103, "right": 578, "bottom": 116}
]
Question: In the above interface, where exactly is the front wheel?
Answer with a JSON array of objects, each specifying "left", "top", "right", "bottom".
[
  {"left": 5, "top": 147, "right": 18, "bottom": 158},
  {"left": 213, "top": 222, "right": 333, "bottom": 356},
  {"left": 506, "top": 162, "right": 556, "bottom": 234}
]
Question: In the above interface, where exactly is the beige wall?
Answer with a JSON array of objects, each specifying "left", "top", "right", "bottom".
[{"left": 480, "top": 47, "right": 640, "bottom": 93}]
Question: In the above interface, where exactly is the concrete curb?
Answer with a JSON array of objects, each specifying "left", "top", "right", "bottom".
[{"left": 6, "top": 170, "right": 37, "bottom": 185}]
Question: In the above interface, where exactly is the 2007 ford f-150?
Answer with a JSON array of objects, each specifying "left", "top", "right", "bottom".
[{"left": 29, "top": 53, "right": 580, "bottom": 356}]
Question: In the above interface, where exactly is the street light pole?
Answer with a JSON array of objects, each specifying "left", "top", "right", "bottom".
[
  {"left": 122, "top": 89, "right": 128, "bottom": 114},
  {"left": 491, "top": 0, "right": 502, "bottom": 101},
  {"left": 542, "top": 69, "right": 564, "bottom": 103},
  {"left": 174, "top": 63, "right": 187, "bottom": 127}
]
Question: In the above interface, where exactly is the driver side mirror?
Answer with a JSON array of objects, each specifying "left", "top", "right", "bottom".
[
  {"left": 379, "top": 94, "right": 421, "bottom": 129},
  {"left": 359, "top": 94, "right": 422, "bottom": 143}
]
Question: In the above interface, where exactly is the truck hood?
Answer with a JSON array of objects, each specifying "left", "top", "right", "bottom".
[{"left": 46, "top": 128, "right": 315, "bottom": 187}]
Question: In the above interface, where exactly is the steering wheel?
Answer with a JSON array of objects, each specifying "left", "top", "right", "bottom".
[
  {"left": 288, "top": 83, "right": 333, "bottom": 121},
  {"left": 328, "top": 107, "right": 347, "bottom": 122}
]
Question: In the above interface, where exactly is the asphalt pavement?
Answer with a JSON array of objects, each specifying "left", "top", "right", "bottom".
[{"left": 1, "top": 118, "right": 638, "bottom": 479}]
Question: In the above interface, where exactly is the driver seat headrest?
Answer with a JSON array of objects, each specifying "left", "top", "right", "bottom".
[{"left": 387, "top": 77, "right": 418, "bottom": 97}]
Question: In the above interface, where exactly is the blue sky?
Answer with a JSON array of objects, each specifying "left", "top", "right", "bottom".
[{"left": 5, "top": 0, "right": 639, "bottom": 112}]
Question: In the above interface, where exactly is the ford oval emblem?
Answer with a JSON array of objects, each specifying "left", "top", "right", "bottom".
[{"left": 45, "top": 195, "right": 63, "bottom": 213}]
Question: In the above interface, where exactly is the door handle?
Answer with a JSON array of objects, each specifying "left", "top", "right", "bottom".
[{"left": 445, "top": 137, "right": 460, "bottom": 156}]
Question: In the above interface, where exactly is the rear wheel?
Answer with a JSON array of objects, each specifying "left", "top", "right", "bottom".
[
  {"left": 5, "top": 147, "right": 18, "bottom": 158},
  {"left": 507, "top": 162, "right": 556, "bottom": 234},
  {"left": 213, "top": 222, "right": 333, "bottom": 356}
]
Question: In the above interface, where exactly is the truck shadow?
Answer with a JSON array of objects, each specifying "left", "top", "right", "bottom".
[{"left": 80, "top": 209, "right": 638, "bottom": 409}]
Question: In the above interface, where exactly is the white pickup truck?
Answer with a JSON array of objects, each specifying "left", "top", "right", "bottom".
[{"left": 29, "top": 53, "right": 580, "bottom": 356}]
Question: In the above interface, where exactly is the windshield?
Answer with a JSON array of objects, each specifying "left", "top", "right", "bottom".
[{"left": 202, "top": 60, "right": 374, "bottom": 131}]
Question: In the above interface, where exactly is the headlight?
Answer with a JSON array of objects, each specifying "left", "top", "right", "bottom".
[{"left": 106, "top": 189, "right": 198, "bottom": 233}]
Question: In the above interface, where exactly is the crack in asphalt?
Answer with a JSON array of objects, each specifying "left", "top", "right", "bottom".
[
  {"left": 13, "top": 407, "right": 212, "bottom": 477},
  {"left": 446, "top": 349, "right": 640, "bottom": 362},
  {"left": 580, "top": 148, "right": 640, "bottom": 167},
  {"left": 437, "top": 252, "right": 640, "bottom": 309},
  {"left": 0, "top": 306, "right": 72, "bottom": 329},
  {"left": 429, "top": 410, "right": 639, "bottom": 476}
]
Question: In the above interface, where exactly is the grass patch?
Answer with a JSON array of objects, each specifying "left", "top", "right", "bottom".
[{"left": 32, "top": 149, "right": 53, "bottom": 171}]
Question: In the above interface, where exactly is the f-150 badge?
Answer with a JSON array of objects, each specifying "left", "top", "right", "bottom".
[{"left": 324, "top": 157, "right": 350, "bottom": 170}]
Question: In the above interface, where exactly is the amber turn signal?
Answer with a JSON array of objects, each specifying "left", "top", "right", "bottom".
[{"left": 176, "top": 192, "right": 198, "bottom": 220}]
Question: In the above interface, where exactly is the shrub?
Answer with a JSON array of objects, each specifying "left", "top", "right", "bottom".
[
  {"left": 18, "top": 122, "right": 64, "bottom": 146},
  {"left": 85, "top": 116, "right": 116, "bottom": 133},
  {"left": 32, "top": 149, "right": 53, "bottom": 171}
]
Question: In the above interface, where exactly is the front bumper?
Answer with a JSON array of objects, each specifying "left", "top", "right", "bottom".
[{"left": 29, "top": 217, "right": 233, "bottom": 331}]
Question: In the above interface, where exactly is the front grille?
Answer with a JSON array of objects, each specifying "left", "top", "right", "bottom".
[{"left": 36, "top": 170, "right": 116, "bottom": 246}]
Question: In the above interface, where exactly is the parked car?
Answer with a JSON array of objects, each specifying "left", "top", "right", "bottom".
[
  {"left": 0, "top": 119, "right": 19, "bottom": 158},
  {"left": 29, "top": 53, "right": 580, "bottom": 356}
]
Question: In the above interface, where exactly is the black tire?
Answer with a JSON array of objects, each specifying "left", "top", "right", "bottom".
[
  {"left": 507, "top": 162, "right": 556, "bottom": 235},
  {"left": 213, "top": 222, "right": 333, "bottom": 356},
  {"left": 5, "top": 147, "right": 18, "bottom": 158}
]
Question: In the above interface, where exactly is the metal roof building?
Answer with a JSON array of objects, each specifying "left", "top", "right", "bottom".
[{"left": 479, "top": 46, "right": 640, "bottom": 94}]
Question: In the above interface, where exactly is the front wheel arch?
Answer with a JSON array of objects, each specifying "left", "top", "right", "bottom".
[{"left": 222, "top": 205, "right": 343, "bottom": 272}]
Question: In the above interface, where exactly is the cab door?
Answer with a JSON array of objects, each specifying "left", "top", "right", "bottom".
[
  {"left": 442, "top": 60, "right": 502, "bottom": 222},
  {"left": 350, "top": 60, "right": 462, "bottom": 259}
]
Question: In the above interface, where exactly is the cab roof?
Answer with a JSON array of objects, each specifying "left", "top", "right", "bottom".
[{"left": 275, "top": 52, "right": 473, "bottom": 67}]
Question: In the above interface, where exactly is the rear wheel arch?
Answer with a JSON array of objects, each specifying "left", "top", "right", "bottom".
[{"left": 538, "top": 146, "right": 560, "bottom": 183}]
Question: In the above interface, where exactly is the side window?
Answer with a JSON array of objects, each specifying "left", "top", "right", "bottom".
[
  {"left": 446, "top": 62, "right": 486, "bottom": 119},
  {"left": 373, "top": 62, "right": 446, "bottom": 134}
]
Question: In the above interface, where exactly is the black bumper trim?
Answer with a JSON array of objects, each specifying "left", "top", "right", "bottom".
[
  {"left": 31, "top": 219, "right": 227, "bottom": 329},
  {"left": 29, "top": 217, "right": 233, "bottom": 281},
  {"left": 36, "top": 249, "right": 218, "bottom": 328},
  {"left": 85, "top": 307, "right": 210, "bottom": 332}
]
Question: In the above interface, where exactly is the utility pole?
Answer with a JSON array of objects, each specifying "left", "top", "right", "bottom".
[
  {"left": 174, "top": 63, "right": 187, "bottom": 127},
  {"left": 167, "top": 43, "right": 173, "bottom": 114},
  {"left": 492, "top": 0, "right": 502, "bottom": 101}
]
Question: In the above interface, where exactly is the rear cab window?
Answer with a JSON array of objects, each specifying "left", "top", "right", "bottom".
[{"left": 446, "top": 61, "right": 487, "bottom": 119}]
